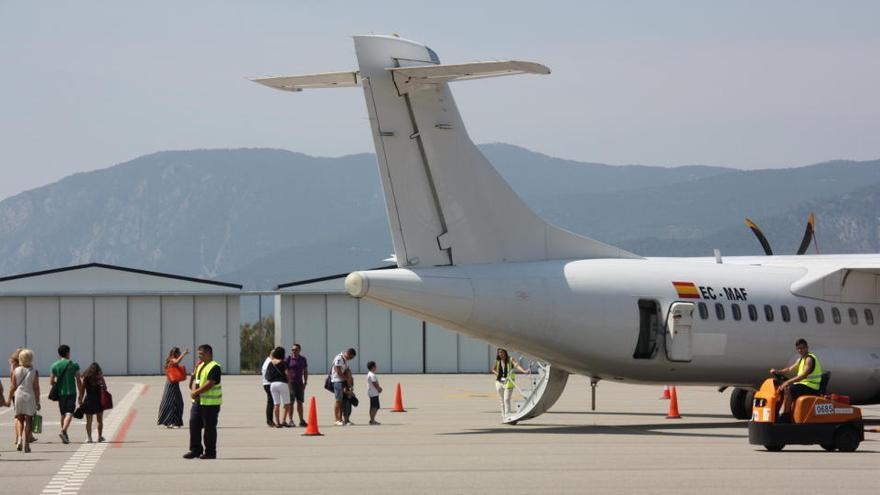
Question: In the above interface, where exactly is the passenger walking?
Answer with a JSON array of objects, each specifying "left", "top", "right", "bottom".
[
  {"left": 366, "top": 361, "right": 383, "bottom": 425},
  {"left": 261, "top": 350, "right": 273, "bottom": 427},
  {"left": 80, "top": 363, "right": 106, "bottom": 443},
  {"left": 11, "top": 349, "right": 39, "bottom": 453},
  {"left": 265, "top": 347, "right": 292, "bottom": 427},
  {"left": 9, "top": 348, "right": 37, "bottom": 446},
  {"left": 330, "top": 348, "right": 356, "bottom": 426},
  {"left": 158, "top": 347, "right": 189, "bottom": 427},
  {"left": 184, "top": 344, "right": 222, "bottom": 460},
  {"left": 50, "top": 344, "right": 82, "bottom": 444},
  {"left": 284, "top": 343, "right": 309, "bottom": 427},
  {"left": 491, "top": 348, "right": 528, "bottom": 417}
]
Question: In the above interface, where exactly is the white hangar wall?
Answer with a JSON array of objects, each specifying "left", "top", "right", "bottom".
[
  {"left": 274, "top": 275, "right": 495, "bottom": 374},
  {"left": 0, "top": 264, "right": 241, "bottom": 376}
]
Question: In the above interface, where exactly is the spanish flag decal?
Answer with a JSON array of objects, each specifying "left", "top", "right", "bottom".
[{"left": 672, "top": 281, "right": 700, "bottom": 299}]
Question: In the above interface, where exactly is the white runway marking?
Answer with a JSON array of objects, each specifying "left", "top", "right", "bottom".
[{"left": 39, "top": 383, "right": 144, "bottom": 495}]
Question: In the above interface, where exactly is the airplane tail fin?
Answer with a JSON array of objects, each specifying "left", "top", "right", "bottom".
[{"left": 254, "top": 35, "right": 639, "bottom": 267}]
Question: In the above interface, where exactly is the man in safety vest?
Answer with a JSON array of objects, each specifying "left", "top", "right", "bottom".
[
  {"left": 769, "top": 338, "right": 823, "bottom": 418},
  {"left": 184, "top": 344, "right": 222, "bottom": 459}
]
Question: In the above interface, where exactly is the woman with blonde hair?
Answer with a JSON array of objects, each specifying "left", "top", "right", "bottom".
[
  {"left": 158, "top": 347, "right": 189, "bottom": 427},
  {"left": 8, "top": 348, "right": 36, "bottom": 446},
  {"left": 11, "top": 348, "right": 40, "bottom": 453}
]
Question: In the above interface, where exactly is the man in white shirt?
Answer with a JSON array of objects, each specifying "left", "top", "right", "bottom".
[
  {"left": 330, "top": 348, "right": 356, "bottom": 426},
  {"left": 261, "top": 352, "right": 273, "bottom": 427},
  {"left": 366, "top": 361, "right": 383, "bottom": 425}
]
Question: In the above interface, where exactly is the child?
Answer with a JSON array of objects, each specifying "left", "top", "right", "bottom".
[{"left": 366, "top": 361, "right": 383, "bottom": 425}]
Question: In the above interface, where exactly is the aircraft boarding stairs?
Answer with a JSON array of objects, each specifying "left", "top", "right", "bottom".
[{"left": 503, "top": 355, "right": 569, "bottom": 424}]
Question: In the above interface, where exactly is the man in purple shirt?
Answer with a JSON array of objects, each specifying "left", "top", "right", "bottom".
[{"left": 285, "top": 344, "right": 309, "bottom": 427}]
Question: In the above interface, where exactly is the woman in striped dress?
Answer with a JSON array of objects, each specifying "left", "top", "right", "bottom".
[{"left": 157, "top": 347, "right": 189, "bottom": 427}]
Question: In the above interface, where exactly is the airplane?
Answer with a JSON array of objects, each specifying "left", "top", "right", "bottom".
[{"left": 253, "top": 34, "right": 880, "bottom": 423}]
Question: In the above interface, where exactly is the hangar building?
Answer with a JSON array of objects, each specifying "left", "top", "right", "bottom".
[
  {"left": 0, "top": 263, "right": 242, "bottom": 376},
  {"left": 274, "top": 273, "right": 495, "bottom": 374}
]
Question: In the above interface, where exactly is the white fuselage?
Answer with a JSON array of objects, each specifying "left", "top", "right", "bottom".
[{"left": 348, "top": 254, "right": 880, "bottom": 404}]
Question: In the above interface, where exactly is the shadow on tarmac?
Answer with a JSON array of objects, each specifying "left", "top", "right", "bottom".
[
  {"left": 438, "top": 420, "right": 748, "bottom": 439},
  {"left": 555, "top": 410, "right": 736, "bottom": 419}
]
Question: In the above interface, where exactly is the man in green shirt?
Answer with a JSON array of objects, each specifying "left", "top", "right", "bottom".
[{"left": 50, "top": 344, "right": 83, "bottom": 444}]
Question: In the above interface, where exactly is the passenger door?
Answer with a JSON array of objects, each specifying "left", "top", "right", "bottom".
[{"left": 666, "top": 302, "right": 695, "bottom": 362}]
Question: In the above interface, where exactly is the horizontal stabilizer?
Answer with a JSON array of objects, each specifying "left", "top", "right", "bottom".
[
  {"left": 389, "top": 60, "right": 549, "bottom": 94},
  {"left": 250, "top": 71, "right": 360, "bottom": 92}
]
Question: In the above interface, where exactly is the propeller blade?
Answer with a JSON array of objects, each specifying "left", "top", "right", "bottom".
[
  {"left": 744, "top": 218, "right": 773, "bottom": 256},
  {"left": 796, "top": 212, "right": 816, "bottom": 255}
]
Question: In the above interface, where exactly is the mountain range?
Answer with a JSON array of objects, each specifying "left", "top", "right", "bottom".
[{"left": 2, "top": 144, "right": 879, "bottom": 294}]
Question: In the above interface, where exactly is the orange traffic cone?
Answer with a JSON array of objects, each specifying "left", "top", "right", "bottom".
[
  {"left": 660, "top": 385, "right": 671, "bottom": 400},
  {"left": 666, "top": 386, "right": 682, "bottom": 419},
  {"left": 302, "top": 396, "right": 323, "bottom": 436},
  {"left": 390, "top": 383, "right": 406, "bottom": 412}
]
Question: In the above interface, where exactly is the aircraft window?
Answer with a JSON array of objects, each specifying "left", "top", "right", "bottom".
[
  {"left": 865, "top": 309, "right": 875, "bottom": 326},
  {"left": 780, "top": 305, "right": 791, "bottom": 322},
  {"left": 731, "top": 303, "right": 742, "bottom": 321},
  {"left": 715, "top": 303, "right": 725, "bottom": 320},
  {"left": 815, "top": 307, "right": 825, "bottom": 324},
  {"left": 764, "top": 305, "right": 774, "bottom": 322},
  {"left": 797, "top": 306, "right": 808, "bottom": 323},
  {"left": 832, "top": 307, "right": 841, "bottom": 325},
  {"left": 698, "top": 302, "right": 708, "bottom": 320},
  {"left": 748, "top": 304, "right": 758, "bottom": 321},
  {"left": 848, "top": 308, "right": 858, "bottom": 325}
]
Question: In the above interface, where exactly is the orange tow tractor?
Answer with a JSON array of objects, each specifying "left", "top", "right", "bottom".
[{"left": 749, "top": 373, "right": 864, "bottom": 452}]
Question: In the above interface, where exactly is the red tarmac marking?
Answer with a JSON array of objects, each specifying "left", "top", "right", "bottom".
[
  {"left": 111, "top": 409, "right": 137, "bottom": 448},
  {"left": 140, "top": 385, "right": 150, "bottom": 396}
]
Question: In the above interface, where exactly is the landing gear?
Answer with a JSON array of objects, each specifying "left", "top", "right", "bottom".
[{"left": 729, "top": 388, "right": 755, "bottom": 420}]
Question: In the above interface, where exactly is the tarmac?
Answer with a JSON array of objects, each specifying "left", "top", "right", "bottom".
[{"left": 0, "top": 374, "right": 878, "bottom": 494}]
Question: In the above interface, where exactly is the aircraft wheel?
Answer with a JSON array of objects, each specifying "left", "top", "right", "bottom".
[
  {"left": 764, "top": 444, "right": 785, "bottom": 452},
  {"left": 834, "top": 426, "right": 860, "bottom": 452},
  {"left": 729, "top": 388, "right": 753, "bottom": 420}
]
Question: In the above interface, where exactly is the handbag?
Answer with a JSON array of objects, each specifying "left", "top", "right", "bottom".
[
  {"left": 73, "top": 406, "right": 85, "bottom": 420},
  {"left": 48, "top": 361, "right": 72, "bottom": 402},
  {"left": 166, "top": 365, "right": 186, "bottom": 383},
  {"left": 99, "top": 377, "right": 113, "bottom": 410},
  {"left": 32, "top": 413, "right": 42, "bottom": 434},
  {"left": 324, "top": 375, "right": 334, "bottom": 392}
]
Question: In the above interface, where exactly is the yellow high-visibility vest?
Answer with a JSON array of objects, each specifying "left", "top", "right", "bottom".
[
  {"left": 796, "top": 352, "right": 823, "bottom": 391},
  {"left": 193, "top": 360, "right": 223, "bottom": 406},
  {"left": 495, "top": 359, "right": 516, "bottom": 390}
]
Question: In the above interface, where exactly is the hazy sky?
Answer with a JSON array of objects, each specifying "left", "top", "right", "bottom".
[{"left": 2, "top": 1, "right": 879, "bottom": 201}]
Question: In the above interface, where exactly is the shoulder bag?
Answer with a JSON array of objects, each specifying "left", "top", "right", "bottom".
[{"left": 99, "top": 377, "right": 113, "bottom": 410}]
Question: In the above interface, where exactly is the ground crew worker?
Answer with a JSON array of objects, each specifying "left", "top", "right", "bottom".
[
  {"left": 491, "top": 348, "right": 529, "bottom": 417},
  {"left": 769, "top": 338, "right": 823, "bottom": 418},
  {"left": 184, "top": 344, "right": 222, "bottom": 459}
]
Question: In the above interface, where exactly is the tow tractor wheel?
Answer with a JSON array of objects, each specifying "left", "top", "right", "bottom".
[
  {"left": 764, "top": 444, "right": 785, "bottom": 452},
  {"left": 833, "top": 426, "right": 860, "bottom": 452},
  {"left": 730, "top": 388, "right": 755, "bottom": 420}
]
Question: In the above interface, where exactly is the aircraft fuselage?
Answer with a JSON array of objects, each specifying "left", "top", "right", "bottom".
[{"left": 348, "top": 254, "right": 880, "bottom": 404}]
